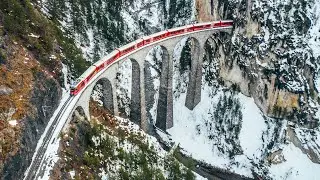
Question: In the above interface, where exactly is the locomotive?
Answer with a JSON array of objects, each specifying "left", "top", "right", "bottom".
[{"left": 70, "top": 20, "right": 233, "bottom": 96}]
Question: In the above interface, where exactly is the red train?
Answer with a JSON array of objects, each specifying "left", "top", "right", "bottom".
[{"left": 70, "top": 20, "right": 233, "bottom": 96}]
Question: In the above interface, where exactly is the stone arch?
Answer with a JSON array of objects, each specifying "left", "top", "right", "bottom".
[
  {"left": 144, "top": 45, "right": 173, "bottom": 131},
  {"left": 90, "top": 78, "right": 114, "bottom": 114}
]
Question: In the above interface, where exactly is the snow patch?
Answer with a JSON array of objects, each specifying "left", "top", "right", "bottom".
[{"left": 8, "top": 120, "right": 18, "bottom": 126}]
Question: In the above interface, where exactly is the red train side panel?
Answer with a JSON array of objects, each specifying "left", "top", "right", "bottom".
[{"left": 221, "top": 21, "right": 233, "bottom": 26}]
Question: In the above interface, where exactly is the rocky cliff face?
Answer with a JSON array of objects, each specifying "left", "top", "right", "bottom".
[
  {"left": 0, "top": 0, "right": 88, "bottom": 179},
  {"left": 190, "top": 0, "right": 320, "bottom": 176},
  {"left": 3, "top": 71, "right": 61, "bottom": 180},
  {"left": 198, "top": 0, "right": 318, "bottom": 126}
]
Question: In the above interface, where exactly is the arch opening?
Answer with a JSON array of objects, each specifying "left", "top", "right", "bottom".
[
  {"left": 115, "top": 58, "right": 141, "bottom": 125},
  {"left": 90, "top": 78, "right": 114, "bottom": 115},
  {"left": 71, "top": 106, "right": 88, "bottom": 123},
  {"left": 144, "top": 45, "right": 172, "bottom": 131},
  {"left": 202, "top": 35, "right": 219, "bottom": 87},
  {"left": 172, "top": 36, "right": 202, "bottom": 110}
]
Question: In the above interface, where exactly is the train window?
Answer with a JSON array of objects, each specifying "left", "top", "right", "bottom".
[
  {"left": 138, "top": 42, "right": 144, "bottom": 47},
  {"left": 87, "top": 72, "right": 93, "bottom": 80}
]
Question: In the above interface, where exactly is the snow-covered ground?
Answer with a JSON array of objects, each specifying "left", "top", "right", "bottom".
[
  {"left": 167, "top": 83, "right": 320, "bottom": 179},
  {"left": 33, "top": 0, "right": 320, "bottom": 179},
  {"left": 269, "top": 143, "right": 320, "bottom": 180},
  {"left": 162, "top": 23, "right": 320, "bottom": 178},
  {"left": 168, "top": 87, "right": 256, "bottom": 177}
]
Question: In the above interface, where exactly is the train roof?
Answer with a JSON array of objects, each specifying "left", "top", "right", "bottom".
[
  {"left": 185, "top": 24, "right": 194, "bottom": 29},
  {"left": 167, "top": 26, "right": 185, "bottom": 32},
  {"left": 220, "top": 20, "right": 233, "bottom": 23},
  {"left": 142, "top": 36, "right": 151, "bottom": 40},
  {"left": 193, "top": 22, "right": 212, "bottom": 26},
  {"left": 93, "top": 50, "right": 118, "bottom": 66},
  {"left": 135, "top": 38, "right": 143, "bottom": 43},
  {"left": 93, "top": 57, "right": 106, "bottom": 67},
  {"left": 149, "top": 30, "right": 167, "bottom": 38},
  {"left": 118, "top": 41, "right": 137, "bottom": 51},
  {"left": 78, "top": 65, "right": 96, "bottom": 80}
]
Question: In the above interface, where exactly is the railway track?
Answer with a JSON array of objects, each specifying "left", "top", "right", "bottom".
[{"left": 24, "top": 96, "right": 73, "bottom": 180}]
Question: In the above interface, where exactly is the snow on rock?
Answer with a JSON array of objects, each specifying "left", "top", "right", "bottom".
[
  {"left": 28, "top": 33, "right": 40, "bottom": 38},
  {"left": 8, "top": 120, "right": 18, "bottom": 126},
  {"left": 91, "top": 84, "right": 104, "bottom": 107},
  {"left": 307, "top": 0, "right": 320, "bottom": 59},
  {"left": 61, "top": 63, "right": 70, "bottom": 94},
  {"left": 269, "top": 143, "right": 320, "bottom": 180},
  {"left": 116, "top": 59, "right": 132, "bottom": 117},
  {"left": 167, "top": 82, "right": 320, "bottom": 178},
  {"left": 69, "top": 170, "right": 75, "bottom": 179}
]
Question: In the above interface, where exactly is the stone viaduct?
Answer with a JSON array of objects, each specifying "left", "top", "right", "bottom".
[{"left": 66, "top": 27, "right": 232, "bottom": 132}]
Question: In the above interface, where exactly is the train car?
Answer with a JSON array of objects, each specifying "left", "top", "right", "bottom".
[
  {"left": 93, "top": 58, "right": 106, "bottom": 73},
  {"left": 117, "top": 41, "right": 137, "bottom": 57},
  {"left": 193, "top": 22, "right": 212, "bottom": 31},
  {"left": 220, "top": 20, "right": 233, "bottom": 27},
  {"left": 135, "top": 38, "right": 144, "bottom": 48},
  {"left": 149, "top": 30, "right": 169, "bottom": 42},
  {"left": 105, "top": 50, "right": 121, "bottom": 66},
  {"left": 142, "top": 36, "right": 152, "bottom": 45},
  {"left": 167, "top": 26, "right": 186, "bottom": 37},
  {"left": 185, "top": 24, "right": 195, "bottom": 32},
  {"left": 212, "top": 20, "right": 233, "bottom": 28},
  {"left": 70, "top": 20, "right": 234, "bottom": 96},
  {"left": 212, "top": 21, "right": 222, "bottom": 28},
  {"left": 70, "top": 65, "right": 97, "bottom": 96}
]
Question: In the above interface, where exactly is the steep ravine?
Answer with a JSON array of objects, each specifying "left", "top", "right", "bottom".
[
  {"left": 2, "top": 0, "right": 320, "bottom": 179},
  {"left": 196, "top": 0, "right": 320, "bottom": 163}
]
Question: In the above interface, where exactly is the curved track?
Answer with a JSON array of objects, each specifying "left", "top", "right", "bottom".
[{"left": 24, "top": 96, "right": 73, "bottom": 180}]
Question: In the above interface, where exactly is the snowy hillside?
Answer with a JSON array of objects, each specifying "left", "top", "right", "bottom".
[
  {"left": 163, "top": 0, "right": 320, "bottom": 179},
  {"left": 32, "top": 0, "right": 320, "bottom": 179},
  {"left": 37, "top": 0, "right": 195, "bottom": 63}
]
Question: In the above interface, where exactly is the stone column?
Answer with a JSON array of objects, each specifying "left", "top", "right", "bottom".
[
  {"left": 139, "top": 63, "right": 148, "bottom": 132},
  {"left": 101, "top": 79, "right": 114, "bottom": 114},
  {"left": 166, "top": 49, "right": 173, "bottom": 129},
  {"left": 156, "top": 47, "right": 173, "bottom": 131},
  {"left": 130, "top": 60, "right": 141, "bottom": 125},
  {"left": 185, "top": 40, "right": 204, "bottom": 110},
  {"left": 112, "top": 79, "right": 119, "bottom": 116}
]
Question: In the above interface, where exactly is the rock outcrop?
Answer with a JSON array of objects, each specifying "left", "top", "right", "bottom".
[{"left": 196, "top": 0, "right": 320, "bottom": 164}]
